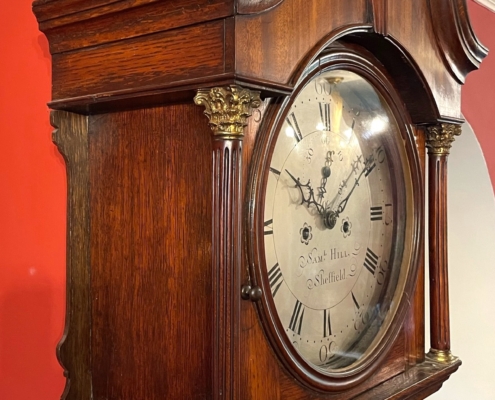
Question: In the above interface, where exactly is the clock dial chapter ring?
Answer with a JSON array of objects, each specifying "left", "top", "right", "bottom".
[{"left": 247, "top": 47, "right": 422, "bottom": 392}]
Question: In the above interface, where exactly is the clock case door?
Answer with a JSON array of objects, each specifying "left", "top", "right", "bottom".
[
  {"left": 33, "top": 0, "right": 486, "bottom": 399},
  {"left": 247, "top": 45, "right": 423, "bottom": 394}
]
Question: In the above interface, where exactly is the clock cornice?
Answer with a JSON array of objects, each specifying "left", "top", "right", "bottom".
[{"left": 32, "top": 0, "right": 486, "bottom": 121}]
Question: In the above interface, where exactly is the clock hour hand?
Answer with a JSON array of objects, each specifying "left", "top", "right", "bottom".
[
  {"left": 317, "top": 151, "right": 334, "bottom": 202},
  {"left": 285, "top": 169, "right": 324, "bottom": 215}
]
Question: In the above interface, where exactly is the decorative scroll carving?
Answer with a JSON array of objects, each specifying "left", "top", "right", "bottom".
[
  {"left": 195, "top": 85, "right": 260, "bottom": 399},
  {"left": 52, "top": 111, "right": 92, "bottom": 400},
  {"left": 237, "top": 0, "right": 285, "bottom": 15},
  {"left": 427, "top": 0, "right": 488, "bottom": 83},
  {"left": 426, "top": 123, "right": 462, "bottom": 155},
  {"left": 194, "top": 85, "right": 261, "bottom": 138}
]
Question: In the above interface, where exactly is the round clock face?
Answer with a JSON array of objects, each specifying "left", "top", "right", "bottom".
[{"left": 259, "top": 68, "right": 415, "bottom": 374}]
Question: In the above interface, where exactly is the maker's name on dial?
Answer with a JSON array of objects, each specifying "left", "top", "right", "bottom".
[
  {"left": 306, "top": 268, "right": 349, "bottom": 290},
  {"left": 298, "top": 247, "right": 350, "bottom": 270}
]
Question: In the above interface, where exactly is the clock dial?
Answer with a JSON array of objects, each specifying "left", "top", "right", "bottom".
[{"left": 260, "top": 69, "right": 412, "bottom": 373}]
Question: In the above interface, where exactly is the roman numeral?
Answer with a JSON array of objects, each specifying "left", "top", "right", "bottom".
[
  {"left": 264, "top": 219, "right": 273, "bottom": 235},
  {"left": 364, "top": 248, "right": 379, "bottom": 276},
  {"left": 384, "top": 203, "right": 393, "bottom": 225},
  {"left": 365, "top": 160, "right": 376, "bottom": 177},
  {"left": 370, "top": 206, "right": 383, "bottom": 221},
  {"left": 268, "top": 263, "right": 283, "bottom": 298},
  {"left": 289, "top": 300, "right": 305, "bottom": 335},
  {"left": 269, "top": 166, "right": 281, "bottom": 180},
  {"left": 351, "top": 292, "right": 360, "bottom": 310},
  {"left": 323, "top": 309, "right": 332, "bottom": 337},
  {"left": 286, "top": 112, "right": 303, "bottom": 142},
  {"left": 319, "top": 102, "right": 331, "bottom": 131}
]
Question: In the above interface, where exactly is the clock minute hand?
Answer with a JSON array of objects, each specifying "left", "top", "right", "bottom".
[
  {"left": 335, "top": 154, "right": 375, "bottom": 216},
  {"left": 336, "top": 169, "right": 366, "bottom": 216}
]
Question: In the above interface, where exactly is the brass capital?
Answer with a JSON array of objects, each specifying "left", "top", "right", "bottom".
[
  {"left": 194, "top": 85, "right": 262, "bottom": 139},
  {"left": 426, "top": 123, "right": 462, "bottom": 156}
]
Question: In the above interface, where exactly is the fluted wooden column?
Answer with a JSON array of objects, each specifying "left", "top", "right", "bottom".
[
  {"left": 426, "top": 123, "right": 461, "bottom": 363},
  {"left": 194, "top": 86, "right": 261, "bottom": 399}
]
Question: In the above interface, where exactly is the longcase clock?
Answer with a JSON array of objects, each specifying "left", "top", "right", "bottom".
[{"left": 32, "top": 0, "right": 487, "bottom": 399}]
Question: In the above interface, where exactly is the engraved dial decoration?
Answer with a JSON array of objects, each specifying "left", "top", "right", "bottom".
[{"left": 259, "top": 69, "right": 415, "bottom": 375}]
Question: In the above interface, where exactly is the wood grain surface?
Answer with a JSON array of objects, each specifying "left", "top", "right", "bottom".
[
  {"left": 405, "top": 127, "right": 426, "bottom": 365},
  {"left": 428, "top": 154, "right": 451, "bottom": 352},
  {"left": 51, "top": 111, "right": 92, "bottom": 400},
  {"left": 52, "top": 20, "right": 228, "bottom": 99},
  {"left": 39, "top": 0, "right": 233, "bottom": 53},
  {"left": 89, "top": 104, "right": 213, "bottom": 399}
]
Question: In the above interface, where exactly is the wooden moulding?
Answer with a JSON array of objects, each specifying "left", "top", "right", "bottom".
[
  {"left": 355, "top": 359, "right": 461, "bottom": 399},
  {"left": 427, "top": 0, "right": 488, "bottom": 84},
  {"left": 404, "top": 126, "right": 426, "bottom": 365},
  {"left": 32, "top": 0, "right": 233, "bottom": 38},
  {"left": 33, "top": 0, "right": 486, "bottom": 122},
  {"left": 51, "top": 111, "right": 92, "bottom": 400}
]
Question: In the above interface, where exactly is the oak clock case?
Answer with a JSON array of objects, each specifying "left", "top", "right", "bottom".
[{"left": 248, "top": 52, "right": 422, "bottom": 391}]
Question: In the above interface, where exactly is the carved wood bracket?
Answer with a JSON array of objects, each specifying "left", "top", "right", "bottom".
[
  {"left": 51, "top": 111, "right": 92, "bottom": 400},
  {"left": 427, "top": 0, "right": 488, "bottom": 84}
]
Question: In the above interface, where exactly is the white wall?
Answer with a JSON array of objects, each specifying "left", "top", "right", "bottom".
[{"left": 427, "top": 122, "right": 495, "bottom": 399}]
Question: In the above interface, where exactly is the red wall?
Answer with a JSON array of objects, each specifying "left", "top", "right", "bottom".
[
  {"left": 463, "top": 2, "right": 495, "bottom": 193},
  {"left": 0, "top": 0, "right": 66, "bottom": 398},
  {"left": 0, "top": 1, "right": 493, "bottom": 399}
]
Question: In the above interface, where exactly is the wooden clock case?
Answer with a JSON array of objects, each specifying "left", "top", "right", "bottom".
[{"left": 32, "top": 0, "right": 487, "bottom": 399}]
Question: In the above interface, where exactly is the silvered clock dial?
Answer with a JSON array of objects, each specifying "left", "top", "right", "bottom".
[{"left": 249, "top": 60, "right": 420, "bottom": 389}]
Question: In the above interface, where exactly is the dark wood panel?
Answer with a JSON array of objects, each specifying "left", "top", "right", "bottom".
[
  {"left": 354, "top": 359, "right": 461, "bottom": 399},
  {"left": 51, "top": 111, "right": 92, "bottom": 400},
  {"left": 52, "top": 20, "right": 227, "bottom": 99},
  {"left": 33, "top": 0, "right": 129, "bottom": 22},
  {"left": 235, "top": 0, "right": 370, "bottom": 85},
  {"left": 386, "top": 0, "right": 461, "bottom": 120},
  {"left": 237, "top": 0, "right": 284, "bottom": 15},
  {"left": 89, "top": 104, "right": 213, "bottom": 399},
  {"left": 41, "top": 0, "right": 233, "bottom": 53},
  {"left": 33, "top": 0, "right": 181, "bottom": 26}
]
